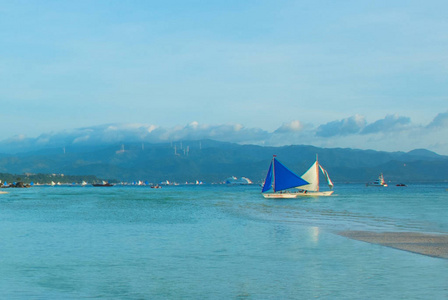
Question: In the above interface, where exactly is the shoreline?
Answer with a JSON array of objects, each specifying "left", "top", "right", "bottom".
[{"left": 338, "top": 231, "right": 448, "bottom": 259}]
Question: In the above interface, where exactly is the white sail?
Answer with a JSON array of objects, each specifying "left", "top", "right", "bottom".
[
  {"left": 319, "top": 165, "right": 334, "bottom": 189},
  {"left": 298, "top": 161, "right": 319, "bottom": 192},
  {"left": 378, "top": 174, "right": 385, "bottom": 185},
  {"left": 366, "top": 173, "right": 387, "bottom": 187},
  {"left": 295, "top": 157, "right": 334, "bottom": 196}
]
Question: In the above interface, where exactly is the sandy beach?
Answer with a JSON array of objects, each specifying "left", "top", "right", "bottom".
[{"left": 338, "top": 231, "right": 448, "bottom": 259}]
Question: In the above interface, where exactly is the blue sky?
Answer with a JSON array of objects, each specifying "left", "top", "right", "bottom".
[{"left": 1, "top": 1, "right": 447, "bottom": 154}]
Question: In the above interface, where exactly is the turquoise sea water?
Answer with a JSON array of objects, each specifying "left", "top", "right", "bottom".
[{"left": 1, "top": 183, "right": 447, "bottom": 299}]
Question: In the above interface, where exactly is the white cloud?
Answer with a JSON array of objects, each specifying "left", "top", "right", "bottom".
[
  {"left": 275, "top": 120, "right": 303, "bottom": 133},
  {"left": 73, "top": 135, "right": 90, "bottom": 144},
  {"left": 187, "top": 121, "right": 200, "bottom": 129},
  {"left": 1, "top": 111, "right": 447, "bottom": 155},
  {"left": 316, "top": 115, "right": 366, "bottom": 137},
  {"left": 157, "top": 123, "right": 268, "bottom": 143},
  {"left": 427, "top": 110, "right": 448, "bottom": 128},
  {"left": 5, "top": 134, "right": 27, "bottom": 142},
  {"left": 361, "top": 114, "right": 412, "bottom": 134}
]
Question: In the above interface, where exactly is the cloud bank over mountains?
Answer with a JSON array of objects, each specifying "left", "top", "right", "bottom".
[{"left": 1, "top": 111, "right": 448, "bottom": 155}]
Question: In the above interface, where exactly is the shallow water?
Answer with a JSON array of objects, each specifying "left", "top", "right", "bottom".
[{"left": 0, "top": 183, "right": 447, "bottom": 299}]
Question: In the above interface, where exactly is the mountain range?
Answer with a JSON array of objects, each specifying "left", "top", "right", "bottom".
[{"left": 0, "top": 139, "right": 447, "bottom": 184}]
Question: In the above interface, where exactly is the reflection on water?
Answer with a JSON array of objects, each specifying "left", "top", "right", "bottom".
[{"left": 308, "top": 226, "right": 320, "bottom": 244}]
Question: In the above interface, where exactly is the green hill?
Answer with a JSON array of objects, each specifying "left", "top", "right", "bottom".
[{"left": 0, "top": 140, "right": 447, "bottom": 183}]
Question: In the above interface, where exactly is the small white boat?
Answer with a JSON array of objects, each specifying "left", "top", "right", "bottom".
[
  {"left": 261, "top": 156, "right": 309, "bottom": 198},
  {"left": 295, "top": 155, "right": 334, "bottom": 197},
  {"left": 366, "top": 173, "right": 388, "bottom": 187}
]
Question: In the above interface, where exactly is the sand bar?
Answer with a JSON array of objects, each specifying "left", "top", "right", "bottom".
[{"left": 338, "top": 231, "right": 448, "bottom": 259}]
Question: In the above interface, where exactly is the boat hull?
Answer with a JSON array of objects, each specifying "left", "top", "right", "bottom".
[
  {"left": 263, "top": 190, "right": 334, "bottom": 198},
  {"left": 296, "top": 190, "right": 334, "bottom": 197},
  {"left": 262, "top": 193, "right": 298, "bottom": 199}
]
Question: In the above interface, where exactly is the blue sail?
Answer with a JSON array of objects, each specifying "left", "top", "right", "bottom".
[
  {"left": 262, "top": 157, "right": 309, "bottom": 193},
  {"left": 262, "top": 161, "right": 273, "bottom": 193},
  {"left": 273, "top": 158, "right": 309, "bottom": 191}
]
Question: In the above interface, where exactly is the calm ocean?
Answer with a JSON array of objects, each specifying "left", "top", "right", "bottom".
[{"left": 1, "top": 183, "right": 447, "bottom": 299}]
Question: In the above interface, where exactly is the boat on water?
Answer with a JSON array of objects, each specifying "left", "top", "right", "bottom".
[
  {"left": 1, "top": 181, "right": 32, "bottom": 188},
  {"left": 295, "top": 155, "right": 334, "bottom": 196},
  {"left": 261, "top": 156, "right": 309, "bottom": 198},
  {"left": 225, "top": 176, "right": 253, "bottom": 185},
  {"left": 366, "top": 173, "right": 388, "bottom": 187},
  {"left": 92, "top": 181, "right": 114, "bottom": 187}
]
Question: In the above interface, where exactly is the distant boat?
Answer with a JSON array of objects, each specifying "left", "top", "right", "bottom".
[
  {"left": 296, "top": 155, "right": 334, "bottom": 196},
  {"left": 92, "top": 181, "right": 114, "bottom": 187},
  {"left": 261, "top": 156, "right": 309, "bottom": 198},
  {"left": 151, "top": 184, "right": 162, "bottom": 189},
  {"left": 396, "top": 183, "right": 407, "bottom": 187},
  {"left": 366, "top": 173, "right": 388, "bottom": 187},
  {"left": 225, "top": 176, "right": 253, "bottom": 185}
]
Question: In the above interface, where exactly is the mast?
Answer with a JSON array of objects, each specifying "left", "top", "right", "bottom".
[
  {"left": 316, "top": 154, "right": 319, "bottom": 192},
  {"left": 272, "top": 155, "right": 276, "bottom": 192}
]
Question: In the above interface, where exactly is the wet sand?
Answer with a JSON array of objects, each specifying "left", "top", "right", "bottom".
[{"left": 338, "top": 231, "right": 448, "bottom": 259}]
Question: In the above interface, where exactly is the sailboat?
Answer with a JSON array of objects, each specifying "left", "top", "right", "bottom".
[
  {"left": 296, "top": 155, "right": 334, "bottom": 196},
  {"left": 366, "top": 173, "right": 388, "bottom": 187},
  {"left": 261, "top": 156, "right": 309, "bottom": 198}
]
